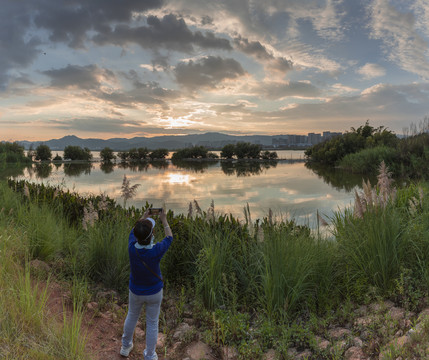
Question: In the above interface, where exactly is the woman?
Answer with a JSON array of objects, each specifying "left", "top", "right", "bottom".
[{"left": 120, "top": 208, "right": 173, "bottom": 359}]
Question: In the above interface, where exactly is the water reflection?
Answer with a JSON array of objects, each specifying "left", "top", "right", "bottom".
[
  {"left": 0, "top": 164, "right": 27, "bottom": 180},
  {"left": 221, "top": 160, "right": 278, "bottom": 177},
  {"left": 34, "top": 163, "right": 52, "bottom": 179},
  {"left": 117, "top": 161, "right": 150, "bottom": 172},
  {"left": 64, "top": 163, "right": 93, "bottom": 177},
  {"left": 100, "top": 162, "right": 115, "bottom": 174},
  {"left": 171, "top": 159, "right": 217, "bottom": 173},
  {"left": 305, "top": 162, "right": 375, "bottom": 191}
]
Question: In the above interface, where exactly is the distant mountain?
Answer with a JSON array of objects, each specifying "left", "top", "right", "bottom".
[{"left": 17, "top": 132, "right": 293, "bottom": 151}]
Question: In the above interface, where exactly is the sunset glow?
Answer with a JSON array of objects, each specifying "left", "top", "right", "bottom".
[{"left": 1, "top": 1, "right": 429, "bottom": 141}]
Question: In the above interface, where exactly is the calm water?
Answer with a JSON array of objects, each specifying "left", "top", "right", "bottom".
[{"left": 7, "top": 151, "right": 368, "bottom": 227}]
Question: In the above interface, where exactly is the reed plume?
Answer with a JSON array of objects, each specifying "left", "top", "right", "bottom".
[{"left": 120, "top": 175, "right": 140, "bottom": 207}]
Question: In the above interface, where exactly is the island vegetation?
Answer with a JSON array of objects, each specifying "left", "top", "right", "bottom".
[{"left": 305, "top": 119, "right": 429, "bottom": 179}]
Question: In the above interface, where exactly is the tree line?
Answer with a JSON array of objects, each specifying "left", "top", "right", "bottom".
[{"left": 1, "top": 141, "right": 278, "bottom": 164}]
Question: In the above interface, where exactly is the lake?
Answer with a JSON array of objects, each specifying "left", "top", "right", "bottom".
[{"left": 6, "top": 150, "right": 369, "bottom": 227}]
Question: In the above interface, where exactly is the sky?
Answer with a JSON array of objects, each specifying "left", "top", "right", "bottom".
[{"left": 1, "top": 0, "right": 429, "bottom": 141}]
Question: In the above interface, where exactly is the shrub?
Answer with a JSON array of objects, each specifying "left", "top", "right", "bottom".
[{"left": 63, "top": 146, "right": 92, "bottom": 161}]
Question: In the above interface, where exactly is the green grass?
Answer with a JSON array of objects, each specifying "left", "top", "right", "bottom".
[{"left": 4, "top": 177, "right": 429, "bottom": 358}]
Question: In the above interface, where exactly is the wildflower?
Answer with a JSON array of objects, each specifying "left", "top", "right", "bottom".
[
  {"left": 256, "top": 226, "right": 265, "bottom": 243},
  {"left": 23, "top": 183, "right": 30, "bottom": 198},
  {"left": 194, "top": 200, "right": 202, "bottom": 215},
  {"left": 354, "top": 189, "right": 364, "bottom": 219},
  {"left": 121, "top": 175, "right": 140, "bottom": 207},
  {"left": 98, "top": 193, "right": 109, "bottom": 211},
  {"left": 207, "top": 200, "right": 215, "bottom": 222},
  {"left": 82, "top": 202, "right": 98, "bottom": 230},
  {"left": 188, "top": 201, "right": 193, "bottom": 217},
  {"left": 53, "top": 189, "right": 59, "bottom": 200},
  {"left": 317, "top": 212, "right": 329, "bottom": 227}
]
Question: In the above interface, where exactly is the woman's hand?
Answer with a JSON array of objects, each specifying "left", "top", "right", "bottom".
[
  {"left": 140, "top": 209, "right": 150, "bottom": 220},
  {"left": 159, "top": 208, "right": 172, "bottom": 237}
]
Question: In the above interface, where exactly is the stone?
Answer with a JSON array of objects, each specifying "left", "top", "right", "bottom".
[
  {"left": 185, "top": 341, "right": 213, "bottom": 360},
  {"left": 157, "top": 332, "right": 166, "bottom": 348},
  {"left": 355, "top": 316, "right": 373, "bottom": 327},
  {"left": 353, "top": 337, "right": 363, "bottom": 348},
  {"left": 379, "top": 336, "right": 410, "bottom": 359},
  {"left": 388, "top": 307, "right": 405, "bottom": 321},
  {"left": 296, "top": 349, "right": 312, "bottom": 359},
  {"left": 328, "top": 327, "right": 351, "bottom": 340},
  {"left": 135, "top": 326, "right": 145, "bottom": 339},
  {"left": 29, "top": 259, "right": 51, "bottom": 273},
  {"left": 86, "top": 301, "right": 98, "bottom": 311},
  {"left": 418, "top": 308, "right": 429, "bottom": 321},
  {"left": 173, "top": 322, "right": 194, "bottom": 341},
  {"left": 344, "top": 346, "right": 367, "bottom": 360},
  {"left": 314, "top": 335, "right": 330, "bottom": 350},
  {"left": 222, "top": 346, "right": 238, "bottom": 360},
  {"left": 263, "top": 349, "right": 276, "bottom": 360}
]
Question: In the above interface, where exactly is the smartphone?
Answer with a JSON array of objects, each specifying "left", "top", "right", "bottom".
[{"left": 149, "top": 207, "right": 163, "bottom": 215}]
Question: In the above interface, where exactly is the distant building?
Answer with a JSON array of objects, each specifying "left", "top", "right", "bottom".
[
  {"left": 307, "top": 133, "right": 322, "bottom": 145},
  {"left": 322, "top": 131, "right": 342, "bottom": 140}
]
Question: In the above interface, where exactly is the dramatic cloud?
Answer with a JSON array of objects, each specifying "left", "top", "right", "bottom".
[
  {"left": 233, "top": 36, "right": 293, "bottom": 73},
  {"left": 368, "top": 0, "right": 429, "bottom": 78},
  {"left": 1, "top": 0, "right": 429, "bottom": 140},
  {"left": 357, "top": 63, "right": 386, "bottom": 79},
  {"left": 93, "top": 14, "right": 232, "bottom": 52},
  {"left": 174, "top": 56, "right": 246, "bottom": 90},
  {"left": 42, "top": 65, "right": 116, "bottom": 90}
]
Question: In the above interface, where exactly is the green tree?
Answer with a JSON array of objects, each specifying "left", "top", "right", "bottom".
[
  {"left": 100, "top": 147, "right": 116, "bottom": 162},
  {"left": 171, "top": 146, "right": 209, "bottom": 160},
  {"left": 63, "top": 145, "right": 93, "bottom": 161},
  {"left": 35, "top": 144, "right": 52, "bottom": 161},
  {"left": 235, "top": 142, "right": 262, "bottom": 159},
  {"left": 149, "top": 148, "right": 169, "bottom": 159},
  {"left": 117, "top": 151, "right": 129, "bottom": 162},
  {"left": 220, "top": 144, "right": 235, "bottom": 159}
]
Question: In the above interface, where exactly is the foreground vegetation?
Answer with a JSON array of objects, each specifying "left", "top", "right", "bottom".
[{"left": 3, "top": 159, "right": 429, "bottom": 358}]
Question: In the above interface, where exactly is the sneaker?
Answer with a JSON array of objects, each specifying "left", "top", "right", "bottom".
[{"left": 120, "top": 343, "right": 133, "bottom": 357}]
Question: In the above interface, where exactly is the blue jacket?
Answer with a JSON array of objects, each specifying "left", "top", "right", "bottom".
[{"left": 128, "top": 229, "right": 173, "bottom": 295}]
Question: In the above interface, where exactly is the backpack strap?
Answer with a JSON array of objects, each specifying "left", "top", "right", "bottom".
[{"left": 134, "top": 246, "right": 164, "bottom": 283}]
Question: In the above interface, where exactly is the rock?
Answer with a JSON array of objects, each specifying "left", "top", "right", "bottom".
[
  {"left": 296, "top": 349, "right": 312, "bottom": 359},
  {"left": 86, "top": 302, "right": 98, "bottom": 311},
  {"left": 287, "top": 347, "right": 298, "bottom": 357},
  {"left": 418, "top": 308, "right": 429, "bottom": 321},
  {"left": 379, "top": 336, "right": 410, "bottom": 359},
  {"left": 185, "top": 341, "right": 213, "bottom": 360},
  {"left": 355, "top": 316, "right": 373, "bottom": 327},
  {"left": 157, "top": 332, "right": 166, "bottom": 348},
  {"left": 388, "top": 307, "right": 405, "bottom": 321},
  {"left": 222, "top": 346, "right": 238, "bottom": 360},
  {"left": 29, "top": 259, "right": 51, "bottom": 273},
  {"left": 383, "top": 300, "right": 395, "bottom": 309},
  {"left": 328, "top": 327, "right": 351, "bottom": 340},
  {"left": 96, "top": 290, "right": 118, "bottom": 301},
  {"left": 263, "top": 349, "right": 276, "bottom": 360},
  {"left": 344, "top": 346, "right": 367, "bottom": 360},
  {"left": 135, "top": 326, "right": 145, "bottom": 339},
  {"left": 314, "top": 335, "right": 330, "bottom": 350},
  {"left": 353, "top": 337, "right": 363, "bottom": 348},
  {"left": 173, "top": 322, "right": 194, "bottom": 341}
]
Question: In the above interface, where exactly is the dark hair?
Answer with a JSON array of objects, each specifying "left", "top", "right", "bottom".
[{"left": 133, "top": 219, "right": 153, "bottom": 245}]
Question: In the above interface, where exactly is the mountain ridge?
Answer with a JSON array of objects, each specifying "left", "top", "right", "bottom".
[{"left": 16, "top": 132, "right": 295, "bottom": 151}]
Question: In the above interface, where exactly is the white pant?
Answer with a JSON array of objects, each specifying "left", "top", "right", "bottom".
[{"left": 122, "top": 289, "right": 163, "bottom": 360}]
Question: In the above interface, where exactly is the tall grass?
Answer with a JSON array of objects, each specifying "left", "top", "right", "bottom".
[{"left": 0, "top": 225, "right": 90, "bottom": 359}]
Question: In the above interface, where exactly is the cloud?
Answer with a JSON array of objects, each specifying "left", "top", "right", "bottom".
[
  {"left": 174, "top": 56, "right": 246, "bottom": 90},
  {"left": 233, "top": 36, "right": 293, "bottom": 73},
  {"left": 92, "top": 14, "right": 232, "bottom": 52},
  {"left": 252, "top": 81, "right": 321, "bottom": 100},
  {"left": 0, "top": 2, "right": 42, "bottom": 90},
  {"left": 357, "top": 63, "right": 386, "bottom": 79},
  {"left": 48, "top": 117, "right": 144, "bottom": 134},
  {"left": 34, "top": 0, "right": 163, "bottom": 49},
  {"left": 368, "top": 0, "right": 429, "bottom": 79},
  {"left": 42, "top": 64, "right": 116, "bottom": 90}
]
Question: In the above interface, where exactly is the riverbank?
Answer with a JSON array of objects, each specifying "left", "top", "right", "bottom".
[{"left": 2, "top": 164, "right": 429, "bottom": 358}]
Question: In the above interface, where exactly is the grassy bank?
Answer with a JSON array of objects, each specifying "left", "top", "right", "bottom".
[
  {"left": 2, "top": 171, "right": 429, "bottom": 358},
  {"left": 0, "top": 197, "right": 89, "bottom": 359}
]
